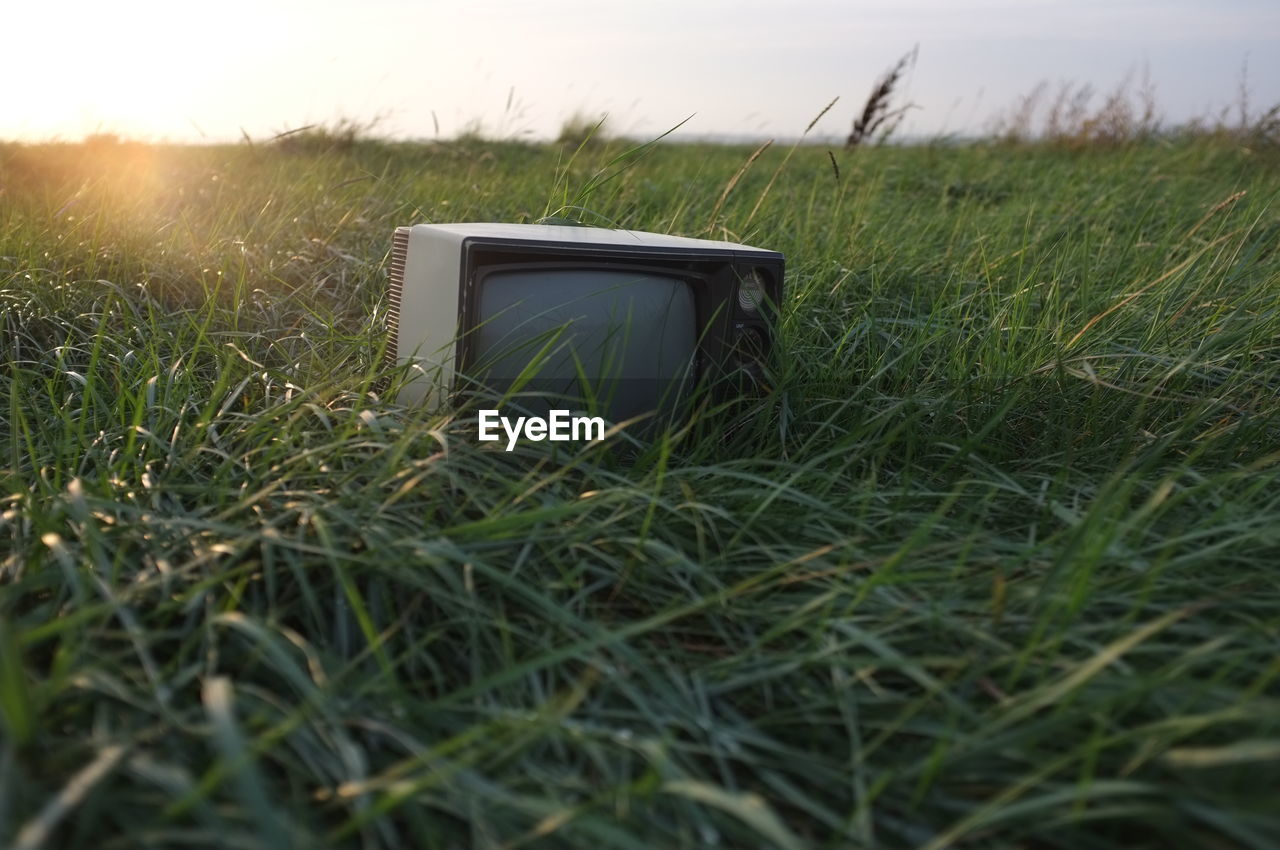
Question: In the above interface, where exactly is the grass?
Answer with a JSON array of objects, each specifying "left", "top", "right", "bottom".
[{"left": 1, "top": 129, "right": 1279, "bottom": 849}]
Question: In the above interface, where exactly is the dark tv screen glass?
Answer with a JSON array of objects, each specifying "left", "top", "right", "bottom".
[{"left": 472, "top": 268, "right": 696, "bottom": 419}]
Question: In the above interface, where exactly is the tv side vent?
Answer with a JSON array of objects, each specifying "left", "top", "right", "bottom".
[{"left": 385, "top": 226, "right": 410, "bottom": 368}]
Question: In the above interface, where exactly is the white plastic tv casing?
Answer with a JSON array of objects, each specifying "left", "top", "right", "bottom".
[{"left": 387, "top": 222, "right": 780, "bottom": 410}]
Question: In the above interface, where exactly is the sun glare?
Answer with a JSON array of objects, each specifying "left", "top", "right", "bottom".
[
  {"left": 10, "top": 0, "right": 269, "bottom": 141},
  {"left": 6, "top": 0, "right": 1279, "bottom": 144}
]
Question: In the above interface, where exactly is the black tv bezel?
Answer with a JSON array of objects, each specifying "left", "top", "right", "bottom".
[{"left": 450, "top": 235, "right": 783, "bottom": 409}]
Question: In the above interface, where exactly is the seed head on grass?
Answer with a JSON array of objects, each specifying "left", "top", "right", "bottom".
[{"left": 847, "top": 46, "right": 918, "bottom": 148}]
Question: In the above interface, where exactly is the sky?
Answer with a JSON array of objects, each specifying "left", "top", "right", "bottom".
[{"left": 5, "top": 0, "right": 1278, "bottom": 144}]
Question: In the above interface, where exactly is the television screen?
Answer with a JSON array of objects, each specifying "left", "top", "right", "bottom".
[
  {"left": 386, "top": 222, "right": 785, "bottom": 428},
  {"left": 470, "top": 268, "right": 697, "bottom": 421}
]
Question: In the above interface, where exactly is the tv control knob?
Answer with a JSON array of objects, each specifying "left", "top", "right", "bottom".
[{"left": 737, "top": 269, "right": 767, "bottom": 314}]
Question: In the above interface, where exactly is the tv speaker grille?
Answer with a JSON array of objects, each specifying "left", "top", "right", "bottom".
[{"left": 385, "top": 226, "right": 409, "bottom": 369}]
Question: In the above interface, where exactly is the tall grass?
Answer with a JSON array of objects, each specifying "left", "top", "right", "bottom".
[
  {"left": 990, "top": 66, "right": 1280, "bottom": 155},
  {"left": 1, "top": 129, "right": 1279, "bottom": 849}
]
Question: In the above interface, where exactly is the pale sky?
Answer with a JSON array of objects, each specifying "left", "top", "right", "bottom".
[{"left": 6, "top": 0, "right": 1278, "bottom": 143}]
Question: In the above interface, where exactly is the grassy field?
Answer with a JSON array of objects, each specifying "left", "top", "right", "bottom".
[{"left": 2, "top": 131, "right": 1279, "bottom": 849}]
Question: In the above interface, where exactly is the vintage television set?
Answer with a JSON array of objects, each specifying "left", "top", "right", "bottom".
[{"left": 385, "top": 223, "right": 784, "bottom": 424}]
